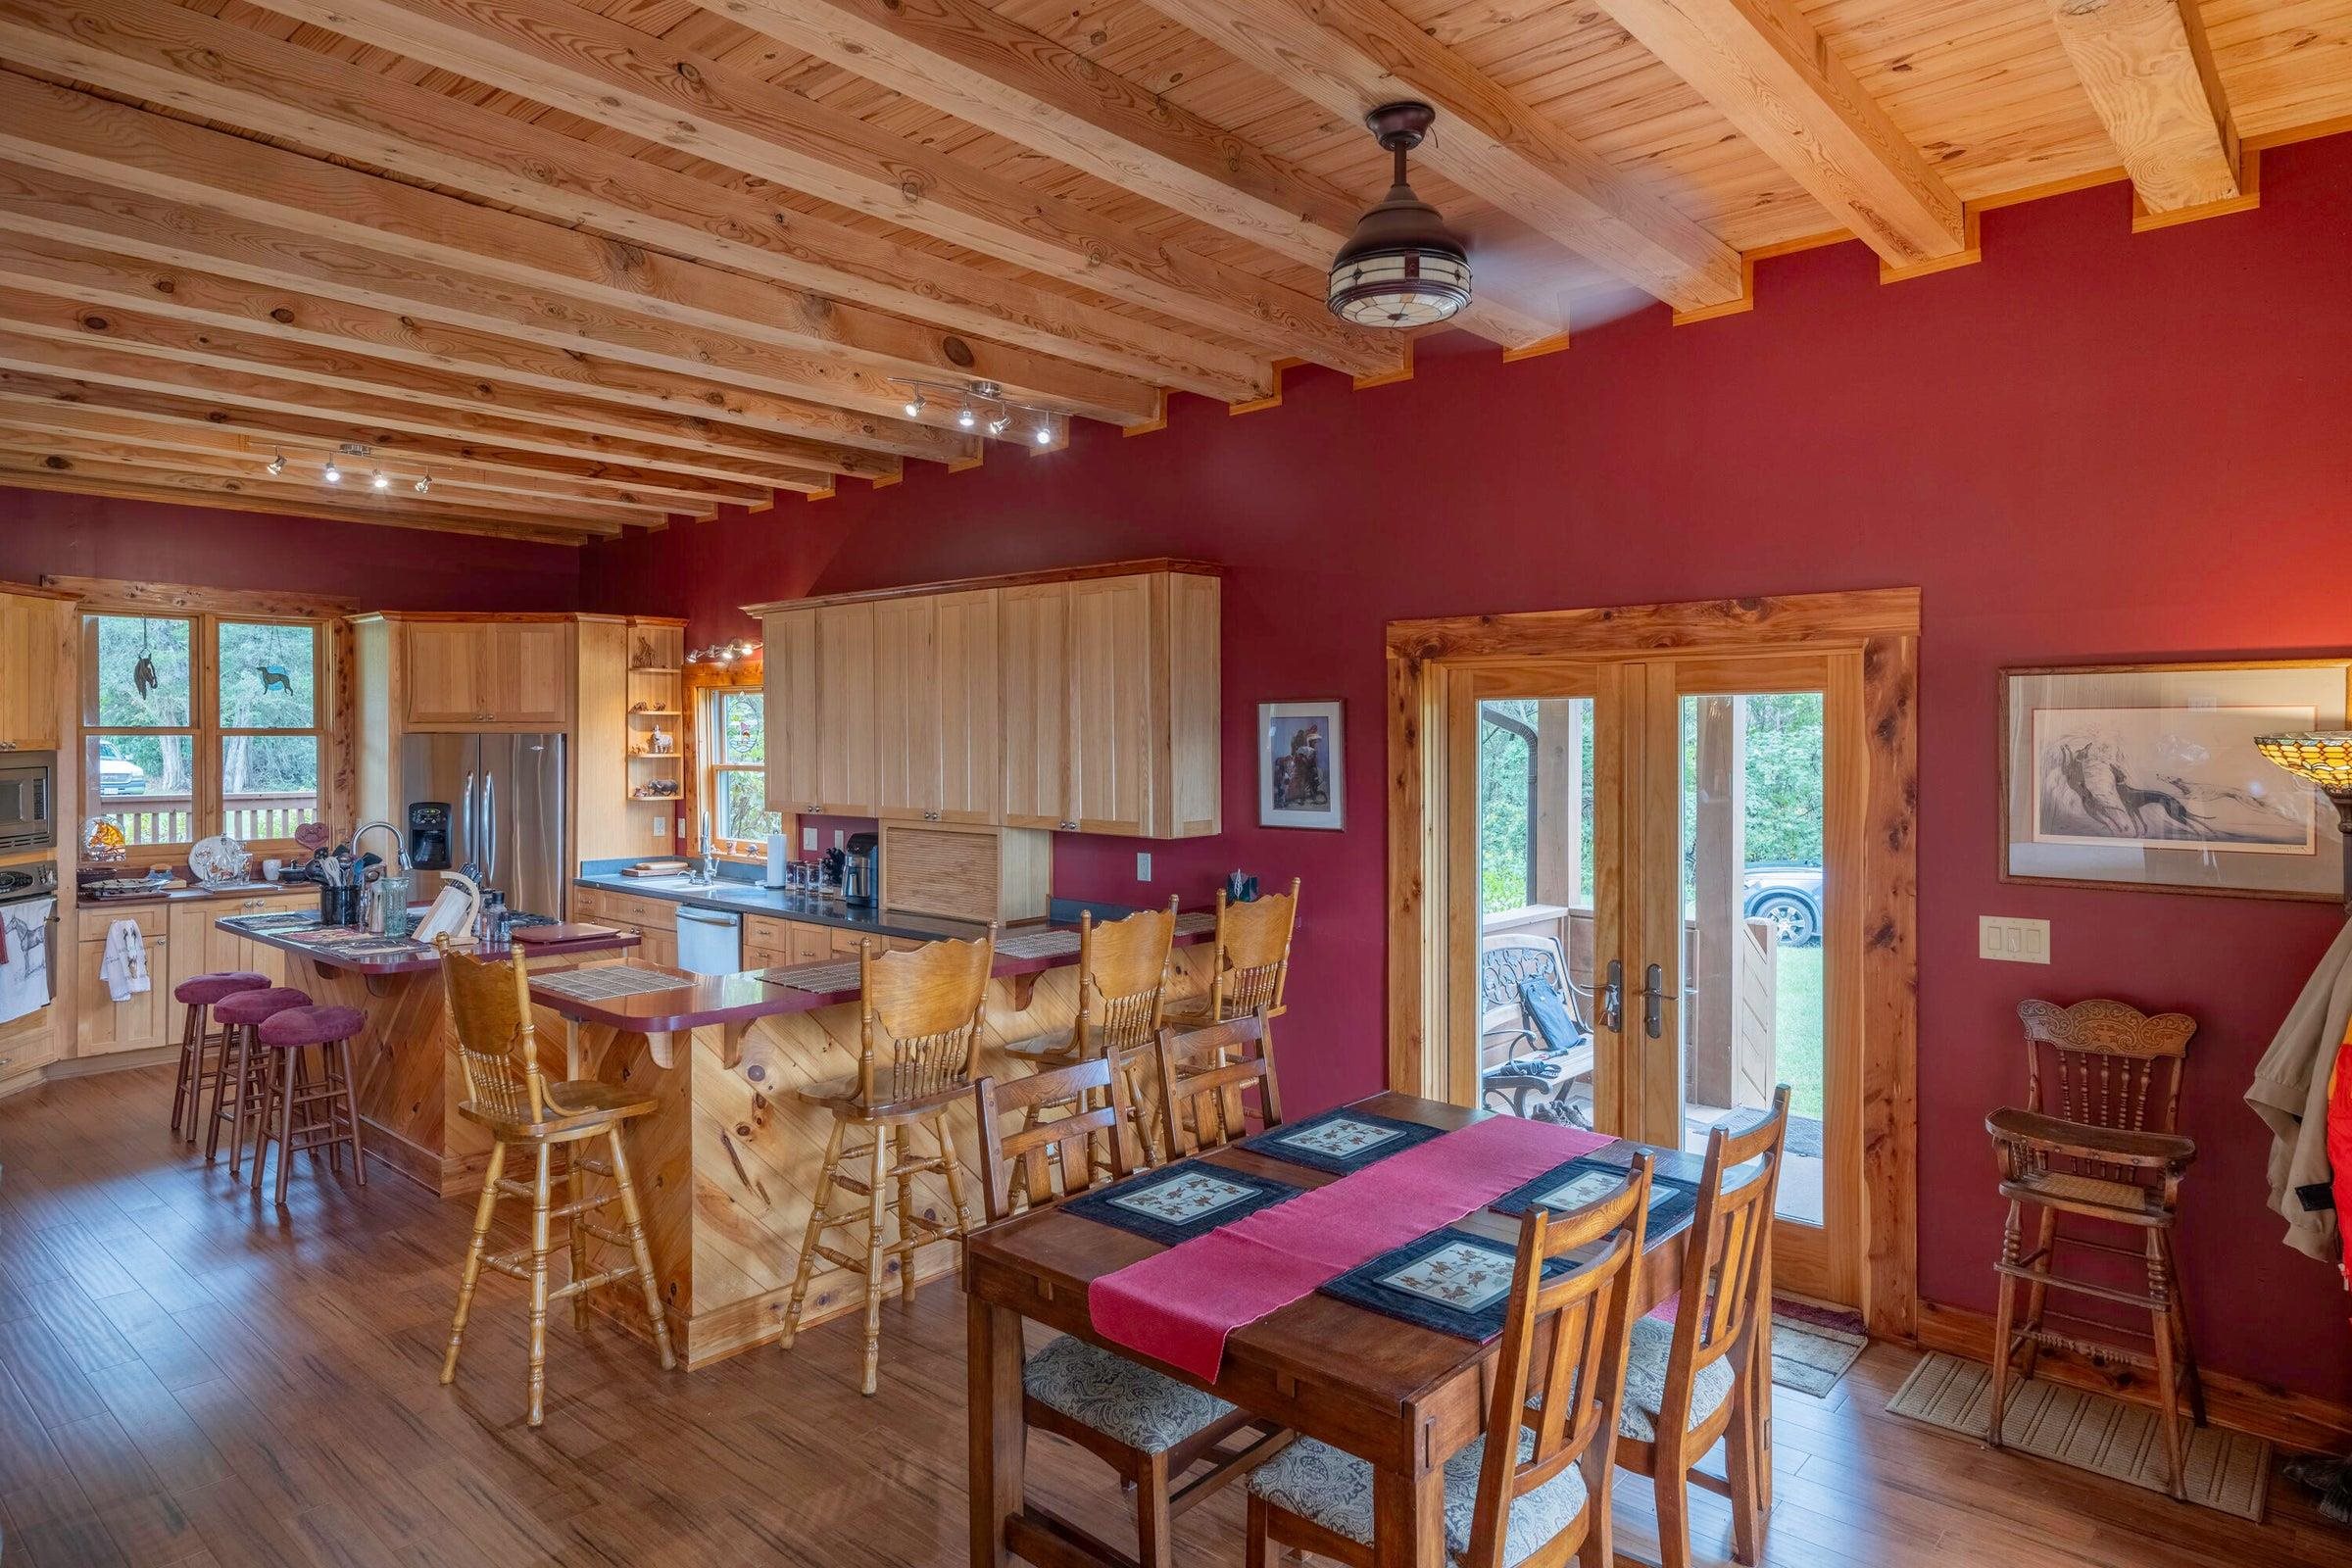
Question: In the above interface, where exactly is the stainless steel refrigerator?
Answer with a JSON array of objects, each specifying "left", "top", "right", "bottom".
[{"left": 399, "top": 733, "right": 568, "bottom": 919}]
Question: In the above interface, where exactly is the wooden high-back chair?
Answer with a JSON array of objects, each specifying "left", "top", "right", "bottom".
[
  {"left": 1167, "top": 879, "right": 1298, "bottom": 1031},
  {"left": 1011, "top": 898, "right": 1181, "bottom": 1158},
  {"left": 1247, "top": 1159, "right": 1654, "bottom": 1568},
  {"left": 434, "top": 939, "right": 674, "bottom": 1428},
  {"left": 1615, "top": 1087, "right": 1788, "bottom": 1568},
  {"left": 780, "top": 929, "right": 995, "bottom": 1395},
  {"left": 1987, "top": 999, "right": 2201, "bottom": 1496},
  {"left": 1154, "top": 1011, "right": 1281, "bottom": 1157},
  {"left": 974, "top": 1055, "right": 1138, "bottom": 1221}
]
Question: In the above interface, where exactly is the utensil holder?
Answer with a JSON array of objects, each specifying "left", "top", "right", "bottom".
[{"left": 319, "top": 884, "right": 361, "bottom": 927}]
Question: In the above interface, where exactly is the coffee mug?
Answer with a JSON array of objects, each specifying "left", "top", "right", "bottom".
[{"left": 262, "top": 858, "right": 283, "bottom": 882}]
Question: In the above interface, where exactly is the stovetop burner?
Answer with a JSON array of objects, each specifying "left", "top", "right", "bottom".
[{"left": 0, "top": 865, "right": 56, "bottom": 901}]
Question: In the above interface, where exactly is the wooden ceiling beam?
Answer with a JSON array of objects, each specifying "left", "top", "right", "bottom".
[
  {"left": 0, "top": 235, "right": 904, "bottom": 482},
  {"left": 2047, "top": 0, "right": 2243, "bottom": 216},
  {"left": 0, "top": 0, "right": 1271, "bottom": 405},
  {"left": 0, "top": 454, "right": 621, "bottom": 544},
  {"left": 0, "top": 436, "right": 633, "bottom": 534},
  {"left": 684, "top": 0, "right": 1560, "bottom": 350},
  {"left": 0, "top": 75, "right": 1149, "bottom": 432},
  {"left": 248, "top": 0, "right": 1403, "bottom": 380},
  {"left": 0, "top": 405, "right": 680, "bottom": 518},
  {"left": 0, "top": 368, "right": 759, "bottom": 514},
  {"left": 1586, "top": 0, "right": 1967, "bottom": 270},
  {"left": 1143, "top": 0, "right": 1746, "bottom": 314},
  {"left": 0, "top": 304, "right": 836, "bottom": 494}
]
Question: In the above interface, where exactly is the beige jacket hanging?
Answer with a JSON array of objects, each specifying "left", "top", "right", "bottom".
[{"left": 2245, "top": 917, "right": 2352, "bottom": 1263}]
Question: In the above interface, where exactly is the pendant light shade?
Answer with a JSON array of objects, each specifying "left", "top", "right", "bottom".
[{"left": 1328, "top": 102, "right": 1472, "bottom": 328}]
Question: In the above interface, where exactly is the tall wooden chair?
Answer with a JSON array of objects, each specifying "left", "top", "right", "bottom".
[
  {"left": 435, "top": 938, "right": 674, "bottom": 1428},
  {"left": 1246, "top": 1157, "right": 1654, "bottom": 1568},
  {"left": 1154, "top": 1011, "right": 1281, "bottom": 1158},
  {"left": 975, "top": 1055, "right": 1283, "bottom": 1568},
  {"left": 1008, "top": 899, "right": 1180, "bottom": 1159},
  {"left": 779, "top": 930, "right": 993, "bottom": 1395},
  {"left": 1987, "top": 999, "right": 2201, "bottom": 1496},
  {"left": 1615, "top": 1087, "right": 1788, "bottom": 1568},
  {"left": 1164, "top": 879, "right": 1298, "bottom": 1036}
]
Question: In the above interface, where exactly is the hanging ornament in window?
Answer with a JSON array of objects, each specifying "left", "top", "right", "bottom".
[
  {"left": 132, "top": 619, "right": 158, "bottom": 701},
  {"left": 256, "top": 662, "right": 296, "bottom": 697}
]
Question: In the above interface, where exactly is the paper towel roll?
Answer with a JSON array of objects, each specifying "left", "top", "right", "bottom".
[{"left": 764, "top": 831, "right": 789, "bottom": 888}]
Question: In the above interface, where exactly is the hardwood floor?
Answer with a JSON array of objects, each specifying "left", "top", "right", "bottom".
[{"left": 2, "top": 1063, "right": 2346, "bottom": 1568}]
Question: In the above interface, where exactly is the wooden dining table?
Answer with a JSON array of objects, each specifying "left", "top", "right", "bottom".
[{"left": 964, "top": 1091, "right": 1773, "bottom": 1568}]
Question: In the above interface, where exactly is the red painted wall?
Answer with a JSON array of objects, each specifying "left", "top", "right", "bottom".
[
  {"left": 581, "top": 134, "right": 2352, "bottom": 1400},
  {"left": 0, "top": 489, "right": 580, "bottom": 611}
]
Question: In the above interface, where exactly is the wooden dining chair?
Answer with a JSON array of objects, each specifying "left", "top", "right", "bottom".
[
  {"left": 973, "top": 1054, "right": 1283, "bottom": 1568},
  {"left": 1154, "top": 1011, "right": 1281, "bottom": 1158},
  {"left": 1615, "top": 1087, "right": 1788, "bottom": 1568},
  {"left": 1164, "top": 879, "right": 1298, "bottom": 1037},
  {"left": 1987, "top": 998, "right": 2201, "bottom": 1497},
  {"left": 434, "top": 938, "right": 674, "bottom": 1429},
  {"left": 779, "top": 930, "right": 993, "bottom": 1395},
  {"left": 1246, "top": 1157, "right": 1655, "bottom": 1568},
  {"left": 1007, "top": 898, "right": 1180, "bottom": 1159}
]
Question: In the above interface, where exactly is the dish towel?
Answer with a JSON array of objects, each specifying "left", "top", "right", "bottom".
[
  {"left": 0, "top": 896, "right": 55, "bottom": 1024},
  {"left": 99, "top": 916, "right": 150, "bottom": 1004}
]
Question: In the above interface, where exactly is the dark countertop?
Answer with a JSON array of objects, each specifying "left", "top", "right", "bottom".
[
  {"left": 220, "top": 911, "right": 640, "bottom": 975},
  {"left": 77, "top": 879, "right": 316, "bottom": 909},
  {"left": 573, "top": 873, "right": 997, "bottom": 943}
]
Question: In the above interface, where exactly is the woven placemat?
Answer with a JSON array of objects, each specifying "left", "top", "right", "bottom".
[
  {"left": 762, "top": 960, "right": 862, "bottom": 993},
  {"left": 1886, "top": 1351, "right": 2269, "bottom": 1521}
]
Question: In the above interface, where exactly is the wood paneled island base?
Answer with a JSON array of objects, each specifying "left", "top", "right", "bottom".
[{"left": 538, "top": 945, "right": 1209, "bottom": 1369}]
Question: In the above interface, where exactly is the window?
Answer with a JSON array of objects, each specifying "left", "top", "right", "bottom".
[
  {"left": 706, "top": 688, "right": 781, "bottom": 852},
  {"left": 83, "top": 612, "right": 326, "bottom": 850}
]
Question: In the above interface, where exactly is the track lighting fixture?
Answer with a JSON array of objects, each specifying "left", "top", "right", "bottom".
[
  {"left": 903, "top": 391, "right": 925, "bottom": 418},
  {"left": 956, "top": 403, "right": 976, "bottom": 429},
  {"left": 371, "top": 470, "right": 391, "bottom": 491},
  {"left": 986, "top": 412, "right": 1011, "bottom": 437},
  {"left": 1034, "top": 423, "right": 1054, "bottom": 447},
  {"left": 265, "top": 451, "right": 286, "bottom": 477},
  {"left": 321, "top": 457, "right": 342, "bottom": 484},
  {"left": 893, "top": 377, "right": 1066, "bottom": 452},
  {"left": 414, "top": 473, "right": 432, "bottom": 495}
]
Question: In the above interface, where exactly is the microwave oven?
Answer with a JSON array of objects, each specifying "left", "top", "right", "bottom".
[{"left": 0, "top": 751, "right": 57, "bottom": 854}]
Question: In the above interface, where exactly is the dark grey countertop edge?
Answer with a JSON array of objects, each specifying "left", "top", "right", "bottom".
[{"left": 572, "top": 873, "right": 998, "bottom": 943}]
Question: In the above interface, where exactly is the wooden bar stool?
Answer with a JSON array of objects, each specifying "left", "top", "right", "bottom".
[
  {"left": 171, "top": 969, "right": 268, "bottom": 1142},
  {"left": 780, "top": 930, "right": 993, "bottom": 1396},
  {"left": 1987, "top": 999, "right": 2202, "bottom": 1497},
  {"left": 1006, "top": 899, "right": 1179, "bottom": 1162},
  {"left": 204, "top": 986, "right": 312, "bottom": 1178},
  {"left": 250, "top": 1004, "right": 368, "bottom": 1208},
  {"left": 1163, "top": 879, "right": 1298, "bottom": 1040},
  {"left": 435, "top": 938, "right": 674, "bottom": 1428}
]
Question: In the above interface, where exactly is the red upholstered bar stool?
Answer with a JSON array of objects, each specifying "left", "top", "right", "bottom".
[
  {"left": 205, "top": 986, "right": 312, "bottom": 1178},
  {"left": 171, "top": 970, "right": 268, "bottom": 1143},
  {"left": 251, "top": 1005, "right": 368, "bottom": 1208}
]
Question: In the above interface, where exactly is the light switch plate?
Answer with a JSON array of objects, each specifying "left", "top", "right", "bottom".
[
  {"left": 1136, "top": 852, "right": 1152, "bottom": 881},
  {"left": 833, "top": 829, "right": 847, "bottom": 850},
  {"left": 1979, "top": 915, "right": 2051, "bottom": 964},
  {"left": 802, "top": 827, "right": 817, "bottom": 853}
]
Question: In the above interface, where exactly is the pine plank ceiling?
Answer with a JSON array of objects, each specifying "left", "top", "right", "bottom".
[{"left": 0, "top": 0, "right": 2340, "bottom": 541}]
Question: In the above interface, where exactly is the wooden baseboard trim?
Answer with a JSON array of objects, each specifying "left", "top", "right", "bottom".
[
  {"left": 46, "top": 1044, "right": 179, "bottom": 1079},
  {"left": 1913, "top": 1298, "right": 2352, "bottom": 1455}
]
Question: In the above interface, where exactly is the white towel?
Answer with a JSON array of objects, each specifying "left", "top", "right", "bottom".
[
  {"left": 99, "top": 916, "right": 150, "bottom": 1004},
  {"left": 0, "top": 896, "right": 55, "bottom": 1025}
]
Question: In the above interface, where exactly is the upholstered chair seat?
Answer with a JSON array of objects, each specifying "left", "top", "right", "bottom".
[
  {"left": 1248, "top": 1429, "right": 1590, "bottom": 1568},
  {"left": 1618, "top": 1315, "right": 1738, "bottom": 1442},
  {"left": 1021, "top": 1335, "right": 1237, "bottom": 1452}
]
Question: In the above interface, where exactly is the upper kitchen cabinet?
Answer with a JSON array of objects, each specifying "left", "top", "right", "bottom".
[
  {"left": 749, "top": 561, "right": 1217, "bottom": 841},
  {"left": 387, "top": 616, "right": 574, "bottom": 730},
  {"left": 0, "top": 584, "right": 70, "bottom": 751}
]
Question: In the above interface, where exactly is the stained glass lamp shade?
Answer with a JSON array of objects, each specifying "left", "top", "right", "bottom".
[{"left": 2258, "top": 732, "right": 2352, "bottom": 906}]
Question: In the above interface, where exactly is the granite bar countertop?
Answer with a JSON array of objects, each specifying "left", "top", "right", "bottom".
[{"left": 573, "top": 872, "right": 998, "bottom": 943}]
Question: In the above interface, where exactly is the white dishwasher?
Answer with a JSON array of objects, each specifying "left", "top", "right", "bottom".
[{"left": 673, "top": 905, "right": 743, "bottom": 975}]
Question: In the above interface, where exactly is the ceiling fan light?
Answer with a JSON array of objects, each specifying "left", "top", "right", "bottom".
[{"left": 1328, "top": 102, "right": 1472, "bottom": 329}]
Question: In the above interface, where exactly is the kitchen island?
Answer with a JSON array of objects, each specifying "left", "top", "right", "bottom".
[
  {"left": 216, "top": 911, "right": 641, "bottom": 1197},
  {"left": 523, "top": 919, "right": 1210, "bottom": 1368}
]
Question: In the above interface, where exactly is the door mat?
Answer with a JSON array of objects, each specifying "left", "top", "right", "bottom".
[
  {"left": 1767, "top": 1304, "right": 1867, "bottom": 1396},
  {"left": 1886, "top": 1351, "right": 2269, "bottom": 1522}
]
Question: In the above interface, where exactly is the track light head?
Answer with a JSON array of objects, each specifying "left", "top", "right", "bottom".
[
  {"left": 1034, "top": 422, "right": 1054, "bottom": 446},
  {"left": 321, "top": 458, "right": 342, "bottom": 483},
  {"left": 986, "top": 412, "right": 1011, "bottom": 437},
  {"left": 414, "top": 473, "right": 431, "bottom": 495},
  {"left": 903, "top": 390, "right": 925, "bottom": 418},
  {"left": 956, "top": 404, "right": 976, "bottom": 429},
  {"left": 266, "top": 452, "right": 286, "bottom": 477},
  {"left": 371, "top": 470, "right": 390, "bottom": 491}
]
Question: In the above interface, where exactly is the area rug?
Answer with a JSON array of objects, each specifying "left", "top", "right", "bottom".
[
  {"left": 1886, "top": 1351, "right": 2271, "bottom": 1522},
  {"left": 1767, "top": 1301, "right": 1868, "bottom": 1396}
]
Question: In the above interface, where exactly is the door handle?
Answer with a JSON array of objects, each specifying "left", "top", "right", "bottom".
[
  {"left": 1642, "top": 962, "right": 1666, "bottom": 1041},
  {"left": 482, "top": 770, "right": 497, "bottom": 887},
  {"left": 1599, "top": 959, "right": 1623, "bottom": 1033}
]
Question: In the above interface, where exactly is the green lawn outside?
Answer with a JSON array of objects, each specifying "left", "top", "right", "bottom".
[{"left": 1773, "top": 946, "right": 1825, "bottom": 1119}]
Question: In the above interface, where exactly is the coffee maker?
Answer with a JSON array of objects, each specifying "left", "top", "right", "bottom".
[{"left": 843, "top": 831, "right": 880, "bottom": 909}]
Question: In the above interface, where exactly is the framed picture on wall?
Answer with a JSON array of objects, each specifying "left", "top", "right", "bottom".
[
  {"left": 1259, "top": 701, "right": 1345, "bottom": 830},
  {"left": 1999, "top": 660, "right": 2352, "bottom": 901}
]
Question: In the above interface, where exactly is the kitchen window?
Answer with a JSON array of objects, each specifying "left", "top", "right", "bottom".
[
  {"left": 82, "top": 612, "right": 326, "bottom": 852},
  {"left": 706, "top": 687, "right": 781, "bottom": 852}
]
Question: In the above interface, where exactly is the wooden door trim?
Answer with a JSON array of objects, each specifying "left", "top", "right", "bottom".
[{"left": 1385, "top": 588, "right": 1921, "bottom": 1339}]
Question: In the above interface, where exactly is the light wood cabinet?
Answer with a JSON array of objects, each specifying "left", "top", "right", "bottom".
[
  {"left": 0, "top": 1010, "right": 59, "bottom": 1087},
  {"left": 75, "top": 906, "right": 169, "bottom": 1057},
  {"left": 397, "top": 618, "right": 573, "bottom": 729},
  {"left": 0, "top": 589, "right": 63, "bottom": 751},
  {"left": 167, "top": 892, "right": 312, "bottom": 992},
  {"left": 753, "top": 563, "right": 1218, "bottom": 840}
]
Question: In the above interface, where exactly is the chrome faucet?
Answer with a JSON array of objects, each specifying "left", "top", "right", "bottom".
[{"left": 352, "top": 819, "right": 412, "bottom": 870}]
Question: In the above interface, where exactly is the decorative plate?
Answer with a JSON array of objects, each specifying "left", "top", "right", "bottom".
[
  {"left": 1061, "top": 1159, "right": 1302, "bottom": 1247},
  {"left": 188, "top": 834, "right": 248, "bottom": 886}
]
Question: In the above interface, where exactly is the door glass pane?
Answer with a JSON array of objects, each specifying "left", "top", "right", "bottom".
[
  {"left": 89, "top": 615, "right": 191, "bottom": 727},
  {"left": 221, "top": 735, "right": 320, "bottom": 842},
  {"left": 219, "top": 621, "right": 317, "bottom": 728},
  {"left": 1679, "top": 692, "right": 1825, "bottom": 1226},
  {"left": 1476, "top": 698, "right": 1600, "bottom": 1130},
  {"left": 91, "top": 734, "right": 194, "bottom": 846}
]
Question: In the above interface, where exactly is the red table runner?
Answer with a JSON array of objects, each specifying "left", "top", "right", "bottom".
[{"left": 1088, "top": 1114, "right": 1612, "bottom": 1380}]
